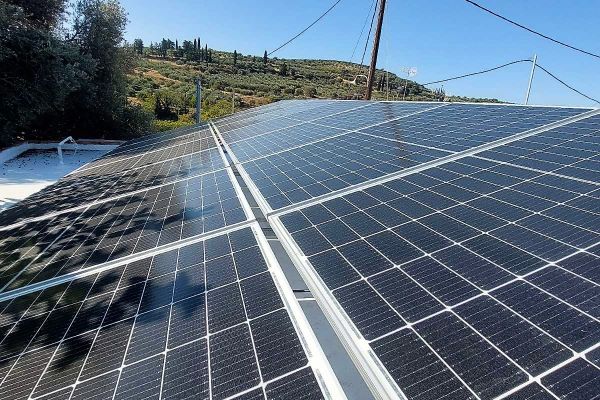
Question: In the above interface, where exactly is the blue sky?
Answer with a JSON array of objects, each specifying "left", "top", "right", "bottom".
[{"left": 120, "top": 0, "right": 599, "bottom": 107}]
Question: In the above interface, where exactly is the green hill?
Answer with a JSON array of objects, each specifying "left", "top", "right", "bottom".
[{"left": 127, "top": 47, "right": 501, "bottom": 131}]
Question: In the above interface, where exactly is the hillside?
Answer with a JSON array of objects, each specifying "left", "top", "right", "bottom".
[{"left": 127, "top": 47, "right": 501, "bottom": 131}]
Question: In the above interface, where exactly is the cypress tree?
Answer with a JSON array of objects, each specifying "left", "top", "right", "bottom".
[{"left": 263, "top": 50, "right": 268, "bottom": 65}]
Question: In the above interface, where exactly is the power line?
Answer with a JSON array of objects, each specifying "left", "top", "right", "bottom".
[
  {"left": 360, "top": 2, "right": 378, "bottom": 66},
  {"left": 536, "top": 63, "right": 600, "bottom": 105},
  {"left": 464, "top": 0, "right": 600, "bottom": 60},
  {"left": 422, "top": 59, "right": 531, "bottom": 85},
  {"left": 349, "top": 0, "right": 377, "bottom": 63},
  {"left": 423, "top": 57, "right": 599, "bottom": 105},
  {"left": 268, "top": 0, "right": 343, "bottom": 56}
]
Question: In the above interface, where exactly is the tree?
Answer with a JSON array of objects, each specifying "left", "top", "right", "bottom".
[
  {"left": 279, "top": 63, "right": 288, "bottom": 76},
  {"left": 233, "top": 50, "right": 237, "bottom": 66},
  {"left": 193, "top": 38, "right": 197, "bottom": 50},
  {"left": 64, "top": 0, "right": 151, "bottom": 138},
  {"left": 182, "top": 40, "right": 193, "bottom": 56},
  {"left": 175, "top": 39, "right": 178, "bottom": 50},
  {"left": 263, "top": 50, "right": 268, "bottom": 65},
  {"left": 434, "top": 87, "right": 445, "bottom": 101},
  {"left": 377, "top": 75, "right": 385, "bottom": 91},
  {"left": 160, "top": 38, "right": 169, "bottom": 57},
  {"left": 0, "top": 0, "right": 89, "bottom": 146},
  {"left": 9, "top": 0, "right": 66, "bottom": 28},
  {"left": 133, "top": 38, "right": 143, "bottom": 54},
  {"left": 0, "top": 0, "right": 151, "bottom": 145}
]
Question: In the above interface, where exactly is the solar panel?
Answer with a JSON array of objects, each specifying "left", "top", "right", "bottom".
[
  {"left": 76, "top": 129, "right": 217, "bottom": 176},
  {"left": 240, "top": 132, "right": 451, "bottom": 210},
  {"left": 216, "top": 103, "right": 591, "bottom": 214},
  {"left": 1, "top": 99, "right": 598, "bottom": 400},
  {"left": 225, "top": 103, "right": 444, "bottom": 163},
  {"left": 95, "top": 123, "right": 213, "bottom": 158},
  {"left": 0, "top": 224, "right": 339, "bottom": 399},
  {"left": 1, "top": 169, "right": 250, "bottom": 292},
  {"left": 216, "top": 100, "right": 335, "bottom": 136},
  {"left": 0, "top": 145, "right": 225, "bottom": 226},
  {"left": 359, "top": 103, "right": 586, "bottom": 152},
  {"left": 212, "top": 100, "right": 600, "bottom": 400},
  {"left": 268, "top": 150, "right": 599, "bottom": 398},
  {"left": 477, "top": 113, "right": 600, "bottom": 183}
]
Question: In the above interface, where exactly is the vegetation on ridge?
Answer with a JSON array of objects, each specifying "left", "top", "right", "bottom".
[
  {"left": 128, "top": 40, "right": 500, "bottom": 132},
  {"left": 0, "top": 0, "right": 500, "bottom": 147}
]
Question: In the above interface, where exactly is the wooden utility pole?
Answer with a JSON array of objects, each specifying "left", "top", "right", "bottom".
[{"left": 364, "top": 0, "right": 386, "bottom": 100}]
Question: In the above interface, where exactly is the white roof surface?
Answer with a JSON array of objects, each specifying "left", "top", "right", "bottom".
[{"left": 0, "top": 149, "right": 108, "bottom": 211}]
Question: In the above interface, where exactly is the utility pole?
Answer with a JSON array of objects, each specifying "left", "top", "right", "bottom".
[
  {"left": 524, "top": 54, "right": 537, "bottom": 105},
  {"left": 364, "top": 0, "right": 386, "bottom": 100},
  {"left": 195, "top": 78, "right": 202, "bottom": 123}
]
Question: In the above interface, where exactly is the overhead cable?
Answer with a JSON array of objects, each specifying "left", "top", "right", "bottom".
[
  {"left": 464, "top": 0, "right": 600, "bottom": 60},
  {"left": 349, "top": 0, "right": 377, "bottom": 63},
  {"left": 268, "top": 0, "right": 343, "bottom": 56},
  {"left": 422, "top": 59, "right": 531, "bottom": 85},
  {"left": 536, "top": 63, "right": 600, "bottom": 105},
  {"left": 360, "top": 1, "right": 378, "bottom": 66}
]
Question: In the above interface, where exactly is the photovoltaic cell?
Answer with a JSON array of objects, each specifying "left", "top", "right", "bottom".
[{"left": 541, "top": 358, "right": 600, "bottom": 400}]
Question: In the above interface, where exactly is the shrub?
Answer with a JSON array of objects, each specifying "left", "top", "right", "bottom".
[{"left": 303, "top": 86, "right": 317, "bottom": 97}]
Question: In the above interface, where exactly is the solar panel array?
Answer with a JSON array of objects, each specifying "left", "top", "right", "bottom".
[
  {"left": 213, "top": 100, "right": 600, "bottom": 400},
  {"left": 0, "top": 116, "right": 342, "bottom": 399},
  {"left": 1, "top": 99, "right": 598, "bottom": 400}
]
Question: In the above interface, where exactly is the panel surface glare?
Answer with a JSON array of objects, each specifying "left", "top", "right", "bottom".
[
  {"left": 0, "top": 146, "right": 225, "bottom": 226},
  {"left": 235, "top": 103, "right": 590, "bottom": 211},
  {"left": 1, "top": 169, "right": 247, "bottom": 291},
  {"left": 478, "top": 113, "right": 600, "bottom": 183}
]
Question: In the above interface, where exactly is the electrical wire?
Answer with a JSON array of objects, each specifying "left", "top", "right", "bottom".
[
  {"left": 360, "top": 2, "right": 378, "bottom": 66},
  {"left": 423, "top": 57, "right": 599, "bottom": 105},
  {"left": 349, "top": 0, "right": 377, "bottom": 63},
  {"left": 422, "top": 59, "right": 531, "bottom": 85},
  {"left": 536, "top": 63, "right": 600, "bottom": 105},
  {"left": 268, "top": 0, "right": 344, "bottom": 56},
  {"left": 464, "top": 0, "right": 600, "bottom": 60}
]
